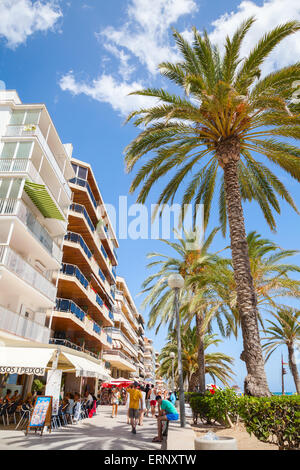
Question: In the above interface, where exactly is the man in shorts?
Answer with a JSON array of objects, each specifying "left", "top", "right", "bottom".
[
  {"left": 152, "top": 395, "right": 179, "bottom": 443},
  {"left": 126, "top": 382, "right": 143, "bottom": 434}
]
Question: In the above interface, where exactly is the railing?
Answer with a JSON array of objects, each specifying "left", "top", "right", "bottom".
[
  {"left": 69, "top": 203, "right": 95, "bottom": 233},
  {"left": 69, "top": 177, "right": 97, "bottom": 209},
  {"left": 0, "top": 246, "right": 57, "bottom": 302},
  {"left": 105, "top": 327, "right": 138, "bottom": 356},
  {"left": 0, "top": 198, "right": 62, "bottom": 262},
  {"left": 60, "top": 263, "right": 89, "bottom": 289},
  {"left": 5, "top": 125, "right": 71, "bottom": 199},
  {"left": 103, "top": 349, "right": 136, "bottom": 366},
  {"left": 49, "top": 338, "right": 100, "bottom": 360},
  {"left": 0, "top": 305, "right": 50, "bottom": 343},
  {"left": 0, "top": 158, "right": 67, "bottom": 217},
  {"left": 114, "top": 309, "right": 139, "bottom": 344},
  {"left": 55, "top": 298, "right": 85, "bottom": 322},
  {"left": 64, "top": 231, "right": 92, "bottom": 259}
]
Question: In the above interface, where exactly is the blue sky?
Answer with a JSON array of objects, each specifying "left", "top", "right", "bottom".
[{"left": 0, "top": 0, "right": 300, "bottom": 392}]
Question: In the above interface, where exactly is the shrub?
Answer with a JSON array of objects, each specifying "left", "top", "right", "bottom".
[
  {"left": 238, "top": 395, "right": 300, "bottom": 450},
  {"left": 190, "top": 389, "right": 239, "bottom": 426}
]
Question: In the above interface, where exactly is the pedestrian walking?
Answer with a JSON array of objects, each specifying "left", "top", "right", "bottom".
[
  {"left": 138, "top": 386, "right": 146, "bottom": 426},
  {"left": 149, "top": 385, "right": 157, "bottom": 418},
  {"left": 126, "top": 382, "right": 143, "bottom": 434},
  {"left": 111, "top": 387, "right": 120, "bottom": 418}
]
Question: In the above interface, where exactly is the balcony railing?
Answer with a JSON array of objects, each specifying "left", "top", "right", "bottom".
[
  {"left": 49, "top": 338, "right": 100, "bottom": 360},
  {"left": 55, "top": 298, "right": 85, "bottom": 322},
  {"left": 5, "top": 125, "right": 71, "bottom": 199},
  {"left": 0, "top": 305, "right": 50, "bottom": 343},
  {"left": 69, "top": 177, "right": 97, "bottom": 209},
  {"left": 0, "top": 158, "right": 67, "bottom": 217},
  {"left": 69, "top": 203, "right": 96, "bottom": 233},
  {"left": 0, "top": 246, "right": 57, "bottom": 302},
  {"left": 64, "top": 231, "right": 92, "bottom": 259},
  {"left": 0, "top": 198, "right": 62, "bottom": 263},
  {"left": 105, "top": 327, "right": 138, "bottom": 356},
  {"left": 60, "top": 263, "right": 89, "bottom": 289},
  {"left": 103, "top": 349, "right": 136, "bottom": 366}
]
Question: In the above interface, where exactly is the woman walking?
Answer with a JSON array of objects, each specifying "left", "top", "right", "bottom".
[
  {"left": 138, "top": 386, "right": 146, "bottom": 426},
  {"left": 149, "top": 385, "right": 157, "bottom": 418},
  {"left": 111, "top": 387, "right": 120, "bottom": 418}
]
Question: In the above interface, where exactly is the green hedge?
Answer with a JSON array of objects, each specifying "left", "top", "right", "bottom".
[
  {"left": 189, "top": 391, "right": 300, "bottom": 450},
  {"left": 190, "top": 389, "right": 239, "bottom": 426},
  {"left": 238, "top": 395, "right": 300, "bottom": 450}
]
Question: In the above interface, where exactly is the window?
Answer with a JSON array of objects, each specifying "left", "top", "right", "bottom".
[
  {"left": 0, "top": 143, "right": 17, "bottom": 158},
  {"left": 24, "top": 110, "right": 40, "bottom": 125},
  {"left": 78, "top": 166, "right": 88, "bottom": 180},
  {"left": 0, "top": 179, "right": 10, "bottom": 198},
  {"left": 10, "top": 111, "right": 25, "bottom": 125},
  {"left": 9, "top": 179, "right": 22, "bottom": 199},
  {"left": 15, "top": 142, "right": 33, "bottom": 159}
]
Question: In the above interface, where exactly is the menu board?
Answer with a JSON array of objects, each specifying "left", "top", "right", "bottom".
[{"left": 27, "top": 396, "right": 52, "bottom": 434}]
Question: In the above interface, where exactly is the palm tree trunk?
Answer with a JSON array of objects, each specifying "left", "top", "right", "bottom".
[
  {"left": 287, "top": 344, "right": 300, "bottom": 394},
  {"left": 222, "top": 153, "right": 270, "bottom": 397},
  {"left": 196, "top": 313, "right": 206, "bottom": 393}
]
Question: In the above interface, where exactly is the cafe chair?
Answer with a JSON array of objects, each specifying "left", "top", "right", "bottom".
[{"left": 15, "top": 404, "right": 31, "bottom": 430}]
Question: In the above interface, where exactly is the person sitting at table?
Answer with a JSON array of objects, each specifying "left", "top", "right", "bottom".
[
  {"left": 3, "top": 389, "right": 12, "bottom": 403},
  {"left": 11, "top": 390, "right": 20, "bottom": 403}
]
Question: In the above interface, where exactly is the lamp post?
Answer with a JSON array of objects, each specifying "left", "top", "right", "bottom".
[
  {"left": 168, "top": 273, "right": 185, "bottom": 428},
  {"left": 170, "top": 351, "right": 175, "bottom": 392}
]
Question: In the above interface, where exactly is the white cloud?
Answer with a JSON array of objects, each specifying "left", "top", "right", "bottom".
[
  {"left": 59, "top": 72, "right": 156, "bottom": 117},
  {"left": 0, "top": 0, "right": 62, "bottom": 48},
  {"left": 60, "top": 0, "right": 197, "bottom": 116},
  {"left": 100, "top": 0, "right": 198, "bottom": 76},
  {"left": 209, "top": 0, "right": 300, "bottom": 76}
]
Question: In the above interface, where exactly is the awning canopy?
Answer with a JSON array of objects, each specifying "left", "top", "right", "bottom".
[
  {"left": 24, "top": 180, "right": 64, "bottom": 221},
  {"left": 0, "top": 347, "right": 56, "bottom": 376},
  {"left": 62, "top": 352, "right": 111, "bottom": 380}
]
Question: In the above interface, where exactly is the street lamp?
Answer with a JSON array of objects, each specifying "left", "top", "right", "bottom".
[
  {"left": 168, "top": 273, "right": 185, "bottom": 428},
  {"left": 170, "top": 351, "right": 175, "bottom": 392}
]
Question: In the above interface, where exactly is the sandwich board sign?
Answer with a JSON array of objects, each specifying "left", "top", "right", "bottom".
[{"left": 26, "top": 396, "right": 52, "bottom": 436}]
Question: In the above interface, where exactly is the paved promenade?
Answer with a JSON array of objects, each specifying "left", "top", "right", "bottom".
[{"left": 0, "top": 406, "right": 162, "bottom": 451}]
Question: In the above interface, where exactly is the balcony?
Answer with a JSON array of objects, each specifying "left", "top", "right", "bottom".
[
  {"left": 69, "top": 177, "right": 97, "bottom": 209},
  {"left": 5, "top": 125, "right": 72, "bottom": 199},
  {"left": 0, "top": 245, "right": 57, "bottom": 303},
  {"left": 60, "top": 263, "right": 89, "bottom": 289},
  {"left": 49, "top": 338, "right": 101, "bottom": 360},
  {"left": 103, "top": 349, "right": 136, "bottom": 372},
  {"left": 64, "top": 231, "right": 92, "bottom": 259},
  {"left": 105, "top": 327, "right": 138, "bottom": 357},
  {"left": 69, "top": 203, "right": 96, "bottom": 233},
  {"left": 0, "top": 198, "right": 62, "bottom": 263},
  {"left": 0, "top": 159, "right": 67, "bottom": 220},
  {"left": 0, "top": 305, "right": 50, "bottom": 343}
]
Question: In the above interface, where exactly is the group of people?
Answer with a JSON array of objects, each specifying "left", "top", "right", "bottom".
[
  {"left": 109, "top": 382, "right": 179, "bottom": 442},
  {"left": 59, "top": 390, "right": 98, "bottom": 422}
]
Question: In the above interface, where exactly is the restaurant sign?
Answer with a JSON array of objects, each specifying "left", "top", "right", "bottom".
[{"left": 0, "top": 366, "right": 45, "bottom": 376}]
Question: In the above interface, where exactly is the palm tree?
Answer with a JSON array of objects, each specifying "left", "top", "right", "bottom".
[
  {"left": 141, "top": 228, "right": 234, "bottom": 392},
  {"left": 198, "top": 231, "right": 300, "bottom": 328},
  {"left": 158, "top": 328, "right": 235, "bottom": 391},
  {"left": 263, "top": 308, "right": 300, "bottom": 394},
  {"left": 125, "top": 18, "right": 300, "bottom": 395}
]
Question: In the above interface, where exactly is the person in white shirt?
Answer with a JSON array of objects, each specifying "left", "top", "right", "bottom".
[{"left": 138, "top": 386, "right": 146, "bottom": 426}]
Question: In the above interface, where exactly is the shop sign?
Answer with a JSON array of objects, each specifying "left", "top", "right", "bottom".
[{"left": 0, "top": 366, "right": 45, "bottom": 376}]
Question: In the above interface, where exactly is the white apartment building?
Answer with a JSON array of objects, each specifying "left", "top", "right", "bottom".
[
  {"left": 103, "top": 276, "right": 145, "bottom": 381},
  {"left": 0, "top": 90, "right": 75, "bottom": 396},
  {"left": 144, "top": 337, "right": 156, "bottom": 384},
  {"left": 0, "top": 90, "right": 74, "bottom": 346}
]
